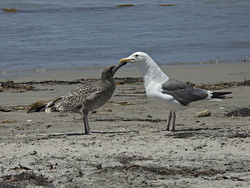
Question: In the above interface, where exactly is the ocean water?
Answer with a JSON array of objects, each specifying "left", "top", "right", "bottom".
[{"left": 0, "top": 0, "right": 249, "bottom": 75}]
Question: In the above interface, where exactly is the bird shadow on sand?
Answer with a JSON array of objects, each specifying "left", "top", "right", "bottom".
[
  {"left": 161, "top": 127, "right": 222, "bottom": 138},
  {"left": 159, "top": 126, "right": 221, "bottom": 133},
  {"left": 174, "top": 127, "right": 221, "bottom": 132},
  {"left": 43, "top": 127, "right": 221, "bottom": 139},
  {"left": 46, "top": 130, "right": 137, "bottom": 138}
]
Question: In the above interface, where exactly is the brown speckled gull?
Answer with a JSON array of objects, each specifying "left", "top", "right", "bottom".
[{"left": 31, "top": 61, "right": 127, "bottom": 134}]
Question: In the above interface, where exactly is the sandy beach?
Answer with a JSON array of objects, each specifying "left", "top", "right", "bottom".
[{"left": 0, "top": 63, "right": 249, "bottom": 187}]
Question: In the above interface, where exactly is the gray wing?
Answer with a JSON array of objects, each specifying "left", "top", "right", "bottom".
[{"left": 161, "top": 78, "right": 209, "bottom": 106}]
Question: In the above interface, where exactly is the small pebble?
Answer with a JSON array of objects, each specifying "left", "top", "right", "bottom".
[
  {"left": 29, "top": 151, "right": 37, "bottom": 155},
  {"left": 46, "top": 124, "right": 52, "bottom": 128}
]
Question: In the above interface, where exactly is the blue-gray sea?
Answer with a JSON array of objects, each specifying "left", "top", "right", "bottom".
[{"left": 1, "top": 0, "right": 249, "bottom": 75}]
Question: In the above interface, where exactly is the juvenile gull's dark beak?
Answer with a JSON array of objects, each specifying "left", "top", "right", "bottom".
[
  {"left": 111, "top": 60, "right": 127, "bottom": 73},
  {"left": 119, "top": 60, "right": 128, "bottom": 66}
]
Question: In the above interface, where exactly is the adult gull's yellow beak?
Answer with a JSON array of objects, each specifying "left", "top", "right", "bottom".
[{"left": 119, "top": 58, "right": 131, "bottom": 64}]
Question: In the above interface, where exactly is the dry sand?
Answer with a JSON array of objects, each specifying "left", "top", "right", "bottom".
[{"left": 0, "top": 63, "right": 249, "bottom": 187}]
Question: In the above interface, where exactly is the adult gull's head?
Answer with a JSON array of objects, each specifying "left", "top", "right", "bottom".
[{"left": 119, "top": 52, "right": 153, "bottom": 65}]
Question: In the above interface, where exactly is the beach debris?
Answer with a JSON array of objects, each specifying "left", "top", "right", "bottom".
[
  {"left": 3, "top": 8, "right": 19, "bottom": 12},
  {"left": 100, "top": 164, "right": 225, "bottom": 178},
  {"left": 194, "top": 168, "right": 223, "bottom": 177},
  {"left": 159, "top": 4, "right": 176, "bottom": 6},
  {"left": 0, "top": 106, "right": 26, "bottom": 112},
  {"left": 10, "top": 129, "right": 15, "bottom": 136},
  {"left": 186, "top": 79, "right": 249, "bottom": 90},
  {"left": 47, "top": 163, "right": 58, "bottom": 170},
  {"left": 118, "top": 101, "right": 138, "bottom": 106},
  {"left": 225, "top": 107, "right": 250, "bottom": 117},
  {"left": 20, "top": 77, "right": 142, "bottom": 85},
  {"left": 1, "top": 79, "right": 246, "bottom": 93},
  {"left": 1, "top": 80, "right": 35, "bottom": 92},
  {"left": 46, "top": 124, "right": 52, "bottom": 129},
  {"left": 27, "top": 97, "right": 61, "bottom": 113},
  {"left": 171, "top": 132, "right": 196, "bottom": 139},
  {"left": 118, "top": 101, "right": 128, "bottom": 106},
  {"left": 0, "top": 78, "right": 143, "bottom": 93},
  {"left": 194, "top": 110, "right": 211, "bottom": 118},
  {"left": 2, "top": 120, "right": 16, "bottom": 123},
  {"left": 242, "top": 79, "right": 250, "bottom": 85},
  {"left": 115, "top": 152, "right": 153, "bottom": 165},
  {"left": 116, "top": 4, "right": 134, "bottom": 7},
  {"left": 27, "top": 100, "right": 47, "bottom": 113},
  {"left": 95, "top": 164, "right": 103, "bottom": 170},
  {"left": 115, "top": 77, "right": 143, "bottom": 85},
  {"left": 20, "top": 80, "right": 83, "bottom": 85},
  {"left": 228, "top": 132, "right": 249, "bottom": 138},
  {"left": 10, "top": 164, "right": 31, "bottom": 171},
  {"left": 1, "top": 171, "right": 52, "bottom": 186},
  {"left": 29, "top": 151, "right": 37, "bottom": 155},
  {"left": 215, "top": 176, "right": 245, "bottom": 181}
]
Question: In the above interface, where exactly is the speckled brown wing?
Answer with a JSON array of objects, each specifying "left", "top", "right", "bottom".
[{"left": 51, "top": 81, "right": 103, "bottom": 113}]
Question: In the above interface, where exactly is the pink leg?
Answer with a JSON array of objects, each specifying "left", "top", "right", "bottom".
[
  {"left": 165, "top": 111, "right": 172, "bottom": 131},
  {"left": 83, "top": 114, "right": 91, "bottom": 134},
  {"left": 83, "top": 114, "right": 101, "bottom": 135},
  {"left": 171, "top": 111, "right": 176, "bottom": 131}
]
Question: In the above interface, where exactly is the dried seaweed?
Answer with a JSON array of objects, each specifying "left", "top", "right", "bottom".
[
  {"left": 18, "top": 80, "right": 84, "bottom": 85},
  {"left": 159, "top": 4, "right": 176, "bottom": 6},
  {"left": 228, "top": 133, "right": 249, "bottom": 138},
  {"left": 3, "top": 77, "right": 142, "bottom": 86},
  {"left": 0, "top": 106, "right": 26, "bottom": 112},
  {"left": 0, "top": 107, "right": 13, "bottom": 112},
  {"left": 115, "top": 152, "right": 153, "bottom": 165},
  {"left": 0, "top": 77, "right": 143, "bottom": 92},
  {"left": 3, "top": 8, "right": 19, "bottom": 12},
  {"left": 2, "top": 120, "right": 16, "bottom": 123},
  {"left": 10, "top": 164, "right": 31, "bottom": 171},
  {"left": 186, "top": 80, "right": 249, "bottom": 90},
  {"left": 1, "top": 171, "right": 52, "bottom": 187},
  {"left": 0, "top": 80, "right": 35, "bottom": 92},
  {"left": 1, "top": 79, "right": 247, "bottom": 93},
  {"left": 225, "top": 107, "right": 250, "bottom": 117},
  {"left": 115, "top": 77, "right": 143, "bottom": 85},
  {"left": 101, "top": 164, "right": 225, "bottom": 178},
  {"left": 116, "top": 4, "right": 134, "bottom": 7},
  {"left": 27, "top": 100, "right": 47, "bottom": 113}
]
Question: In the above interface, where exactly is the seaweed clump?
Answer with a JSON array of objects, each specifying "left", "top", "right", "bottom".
[
  {"left": 225, "top": 107, "right": 250, "bottom": 117},
  {"left": 0, "top": 80, "right": 35, "bottom": 92},
  {"left": 0, "top": 171, "right": 52, "bottom": 187}
]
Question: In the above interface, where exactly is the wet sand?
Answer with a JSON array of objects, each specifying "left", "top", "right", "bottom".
[{"left": 0, "top": 63, "right": 249, "bottom": 187}]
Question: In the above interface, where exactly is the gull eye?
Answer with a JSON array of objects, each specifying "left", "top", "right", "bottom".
[{"left": 134, "top": 55, "right": 138, "bottom": 57}]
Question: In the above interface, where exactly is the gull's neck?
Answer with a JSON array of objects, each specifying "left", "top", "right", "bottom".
[{"left": 135, "top": 58, "right": 169, "bottom": 85}]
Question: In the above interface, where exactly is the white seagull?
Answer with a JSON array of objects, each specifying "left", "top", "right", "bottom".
[{"left": 119, "top": 52, "right": 231, "bottom": 131}]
